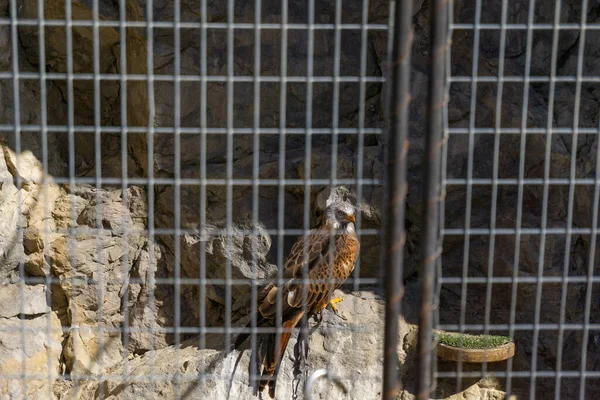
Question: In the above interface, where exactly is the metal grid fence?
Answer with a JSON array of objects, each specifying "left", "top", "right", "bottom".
[
  {"left": 1, "top": 0, "right": 387, "bottom": 399},
  {"left": 0, "top": 0, "right": 598, "bottom": 399}
]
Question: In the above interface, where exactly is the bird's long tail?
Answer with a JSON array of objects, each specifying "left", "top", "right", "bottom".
[{"left": 260, "top": 311, "right": 304, "bottom": 398}]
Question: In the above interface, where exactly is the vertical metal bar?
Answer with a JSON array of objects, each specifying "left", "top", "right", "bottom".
[
  {"left": 300, "top": 0, "right": 315, "bottom": 391},
  {"left": 434, "top": 0, "right": 453, "bottom": 386},
  {"left": 415, "top": 0, "right": 448, "bottom": 398},
  {"left": 456, "top": 0, "right": 481, "bottom": 389},
  {"left": 225, "top": 0, "right": 234, "bottom": 364},
  {"left": 504, "top": 0, "right": 536, "bottom": 394},
  {"left": 579, "top": 50, "right": 600, "bottom": 400},
  {"left": 92, "top": 0, "right": 106, "bottom": 396},
  {"left": 382, "top": 0, "right": 413, "bottom": 398},
  {"left": 330, "top": 0, "right": 341, "bottom": 184},
  {"left": 118, "top": 1, "right": 130, "bottom": 397},
  {"left": 198, "top": 0, "right": 208, "bottom": 391},
  {"left": 569, "top": 1, "right": 591, "bottom": 398},
  {"left": 379, "top": 3, "right": 395, "bottom": 388},
  {"left": 533, "top": 1, "right": 561, "bottom": 399},
  {"left": 482, "top": 0, "right": 508, "bottom": 378},
  {"left": 323, "top": 3, "right": 343, "bottom": 395},
  {"left": 275, "top": 0, "right": 288, "bottom": 390},
  {"left": 353, "top": 0, "right": 370, "bottom": 293},
  {"left": 506, "top": 0, "right": 561, "bottom": 395},
  {"left": 383, "top": 2, "right": 395, "bottom": 127},
  {"left": 65, "top": 0, "right": 79, "bottom": 393},
  {"left": 328, "top": 0, "right": 342, "bottom": 297},
  {"left": 554, "top": 0, "right": 590, "bottom": 396},
  {"left": 250, "top": 0, "right": 261, "bottom": 390},
  {"left": 145, "top": 0, "right": 157, "bottom": 395},
  {"left": 37, "top": 0, "right": 53, "bottom": 397},
  {"left": 173, "top": 0, "right": 182, "bottom": 396},
  {"left": 530, "top": 0, "right": 579, "bottom": 397},
  {"left": 8, "top": 0, "right": 26, "bottom": 395}
]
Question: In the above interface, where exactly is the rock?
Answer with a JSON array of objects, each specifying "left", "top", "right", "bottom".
[
  {"left": 0, "top": 139, "right": 173, "bottom": 375},
  {"left": 23, "top": 228, "right": 44, "bottom": 254},
  {"left": 63, "top": 323, "right": 124, "bottom": 378},
  {"left": 156, "top": 221, "right": 278, "bottom": 331},
  {"left": 0, "top": 149, "right": 23, "bottom": 278},
  {"left": 25, "top": 252, "right": 51, "bottom": 276},
  {"left": 15, "top": 183, "right": 174, "bottom": 376},
  {"left": 0, "top": 312, "right": 63, "bottom": 399},
  {"left": 64, "top": 291, "right": 413, "bottom": 400},
  {"left": 65, "top": 290, "right": 509, "bottom": 400},
  {"left": 15, "top": 0, "right": 148, "bottom": 179},
  {"left": 0, "top": 146, "right": 63, "bottom": 279},
  {"left": 0, "top": 284, "right": 50, "bottom": 318},
  {"left": 44, "top": 187, "right": 172, "bottom": 374}
]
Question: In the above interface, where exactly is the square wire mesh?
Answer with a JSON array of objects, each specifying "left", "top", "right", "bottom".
[
  {"left": 2, "top": 0, "right": 599, "bottom": 399},
  {"left": 434, "top": 0, "right": 600, "bottom": 399},
  {"left": 0, "top": 0, "right": 390, "bottom": 399}
]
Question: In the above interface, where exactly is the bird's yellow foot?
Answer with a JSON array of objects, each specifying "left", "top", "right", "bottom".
[
  {"left": 327, "top": 297, "right": 347, "bottom": 320},
  {"left": 329, "top": 297, "right": 343, "bottom": 312}
]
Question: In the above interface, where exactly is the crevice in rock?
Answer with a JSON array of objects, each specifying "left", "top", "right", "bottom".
[
  {"left": 556, "top": 32, "right": 581, "bottom": 72},
  {"left": 368, "top": 33, "right": 384, "bottom": 78},
  {"left": 1, "top": 146, "right": 25, "bottom": 187},
  {"left": 0, "top": 312, "right": 48, "bottom": 320}
]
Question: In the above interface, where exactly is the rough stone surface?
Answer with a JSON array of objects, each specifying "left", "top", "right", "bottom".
[
  {"left": 0, "top": 284, "right": 50, "bottom": 318},
  {"left": 0, "top": 313, "right": 63, "bottom": 400},
  {"left": 58, "top": 290, "right": 506, "bottom": 400}
]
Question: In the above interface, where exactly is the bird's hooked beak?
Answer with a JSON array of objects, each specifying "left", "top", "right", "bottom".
[{"left": 346, "top": 213, "right": 355, "bottom": 223}]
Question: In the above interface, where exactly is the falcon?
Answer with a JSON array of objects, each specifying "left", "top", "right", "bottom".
[{"left": 234, "top": 200, "right": 360, "bottom": 398}]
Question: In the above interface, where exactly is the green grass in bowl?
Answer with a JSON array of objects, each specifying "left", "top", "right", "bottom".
[{"left": 435, "top": 332, "right": 510, "bottom": 349}]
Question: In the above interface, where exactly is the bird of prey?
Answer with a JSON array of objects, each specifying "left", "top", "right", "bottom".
[{"left": 234, "top": 200, "right": 360, "bottom": 398}]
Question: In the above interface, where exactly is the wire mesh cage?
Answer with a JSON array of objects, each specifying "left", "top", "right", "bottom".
[
  {"left": 437, "top": 0, "right": 600, "bottom": 398},
  {"left": 0, "top": 0, "right": 598, "bottom": 399}
]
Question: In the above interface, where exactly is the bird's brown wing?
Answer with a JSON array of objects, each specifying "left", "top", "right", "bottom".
[
  {"left": 282, "top": 228, "right": 331, "bottom": 279},
  {"left": 257, "top": 228, "right": 333, "bottom": 319}
]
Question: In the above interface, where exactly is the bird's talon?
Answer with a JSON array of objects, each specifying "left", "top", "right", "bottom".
[
  {"left": 325, "top": 297, "right": 347, "bottom": 320},
  {"left": 315, "top": 311, "right": 323, "bottom": 324},
  {"left": 329, "top": 297, "right": 344, "bottom": 312}
]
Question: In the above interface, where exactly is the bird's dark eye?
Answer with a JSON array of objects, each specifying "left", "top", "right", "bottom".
[{"left": 337, "top": 210, "right": 345, "bottom": 217}]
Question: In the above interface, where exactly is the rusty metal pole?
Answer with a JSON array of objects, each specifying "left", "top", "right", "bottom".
[
  {"left": 382, "top": 0, "right": 413, "bottom": 399},
  {"left": 415, "top": 0, "right": 448, "bottom": 398}
]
